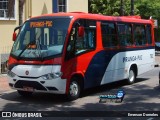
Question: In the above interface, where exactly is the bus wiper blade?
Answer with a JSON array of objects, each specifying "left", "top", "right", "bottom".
[{"left": 17, "top": 40, "right": 36, "bottom": 60}]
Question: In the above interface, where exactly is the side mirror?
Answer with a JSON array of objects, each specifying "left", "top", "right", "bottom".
[
  {"left": 12, "top": 32, "right": 17, "bottom": 41},
  {"left": 78, "top": 26, "right": 84, "bottom": 37},
  {"left": 12, "top": 25, "right": 22, "bottom": 41}
]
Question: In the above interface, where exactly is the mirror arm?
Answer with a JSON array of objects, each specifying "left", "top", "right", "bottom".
[{"left": 14, "top": 25, "right": 22, "bottom": 32}]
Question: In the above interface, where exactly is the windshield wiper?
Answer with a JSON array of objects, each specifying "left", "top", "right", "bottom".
[
  {"left": 17, "top": 35, "right": 44, "bottom": 61},
  {"left": 17, "top": 40, "right": 36, "bottom": 60}
]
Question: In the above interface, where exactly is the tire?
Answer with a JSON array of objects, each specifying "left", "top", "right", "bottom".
[
  {"left": 17, "top": 90, "right": 33, "bottom": 97},
  {"left": 127, "top": 68, "right": 136, "bottom": 84},
  {"left": 67, "top": 79, "right": 81, "bottom": 101}
]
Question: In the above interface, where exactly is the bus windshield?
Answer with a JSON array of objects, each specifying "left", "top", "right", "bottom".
[{"left": 11, "top": 17, "right": 71, "bottom": 59}]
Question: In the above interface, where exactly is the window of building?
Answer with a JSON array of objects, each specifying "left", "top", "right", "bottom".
[
  {"left": 117, "top": 23, "right": 133, "bottom": 46},
  {"left": 0, "top": 0, "right": 15, "bottom": 19},
  {"left": 101, "top": 22, "right": 118, "bottom": 48},
  {"left": 58, "top": 0, "right": 66, "bottom": 12},
  {"left": 134, "top": 24, "right": 146, "bottom": 46}
]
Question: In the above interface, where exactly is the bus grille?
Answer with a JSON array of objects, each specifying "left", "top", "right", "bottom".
[{"left": 14, "top": 80, "right": 47, "bottom": 91}]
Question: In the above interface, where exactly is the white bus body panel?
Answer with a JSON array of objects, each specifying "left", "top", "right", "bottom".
[
  {"left": 101, "top": 49, "right": 155, "bottom": 84},
  {"left": 7, "top": 65, "right": 67, "bottom": 94}
]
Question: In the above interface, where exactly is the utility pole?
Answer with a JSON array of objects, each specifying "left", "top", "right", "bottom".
[
  {"left": 131, "top": 0, "right": 134, "bottom": 15},
  {"left": 120, "top": 0, "right": 124, "bottom": 16}
]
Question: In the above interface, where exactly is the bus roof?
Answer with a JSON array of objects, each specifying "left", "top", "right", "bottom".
[{"left": 30, "top": 12, "right": 153, "bottom": 24}]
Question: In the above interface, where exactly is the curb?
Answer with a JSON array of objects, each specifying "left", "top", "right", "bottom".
[
  {"left": 0, "top": 74, "right": 7, "bottom": 77},
  {"left": 0, "top": 90, "right": 16, "bottom": 95}
]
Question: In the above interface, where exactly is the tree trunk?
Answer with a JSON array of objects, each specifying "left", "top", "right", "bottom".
[
  {"left": 7, "top": 0, "right": 25, "bottom": 25},
  {"left": 19, "top": 0, "right": 25, "bottom": 25}
]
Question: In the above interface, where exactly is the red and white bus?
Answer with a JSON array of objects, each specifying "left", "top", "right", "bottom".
[{"left": 7, "top": 12, "right": 155, "bottom": 100}]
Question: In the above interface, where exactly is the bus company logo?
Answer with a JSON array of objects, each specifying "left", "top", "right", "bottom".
[
  {"left": 123, "top": 55, "right": 142, "bottom": 63},
  {"left": 99, "top": 90, "right": 125, "bottom": 103},
  {"left": 25, "top": 70, "right": 29, "bottom": 75}
]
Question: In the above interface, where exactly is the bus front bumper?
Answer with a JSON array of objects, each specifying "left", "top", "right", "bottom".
[{"left": 7, "top": 76, "right": 67, "bottom": 94}]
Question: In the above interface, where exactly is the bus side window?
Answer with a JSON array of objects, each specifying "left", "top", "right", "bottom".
[
  {"left": 66, "top": 19, "right": 96, "bottom": 60},
  {"left": 101, "top": 22, "right": 118, "bottom": 48},
  {"left": 87, "top": 30, "right": 95, "bottom": 48},
  {"left": 146, "top": 25, "right": 152, "bottom": 44},
  {"left": 117, "top": 23, "right": 132, "bottom": 46},
  {"left": 74, "top": 20, "right": 96, "bottom": 55},
  {"left": 134, "top": 25, "right": 146, "bottom": 46}
]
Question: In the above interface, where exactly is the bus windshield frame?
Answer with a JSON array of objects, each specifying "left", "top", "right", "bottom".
[{"left": 11, "top": 17, "right": 72, "bottom": 60}]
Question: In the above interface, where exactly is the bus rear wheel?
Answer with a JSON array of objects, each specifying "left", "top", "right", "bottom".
[
  {"left": 17, "top": 90, "right": 33, "bottom": 97},
  {"left": 127, "top": 68, "right": 136, "bottom": 84},
  {"left": 67, "top": 78, "right": 81, "bottom": 101}
]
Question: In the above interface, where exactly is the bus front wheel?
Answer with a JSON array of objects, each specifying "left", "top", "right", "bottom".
[
  {"left": 17, "top": 90, "right": 33, "bottom": 97},
  {"left": 67, "top": 78, "right": 81, "bottom": 101},
  {"left": 127, "top": 68, "right": 136, "bottom": 84}
]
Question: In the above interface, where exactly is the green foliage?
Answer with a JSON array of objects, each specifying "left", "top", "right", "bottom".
[
  {"left": 135, "top": 0, "right": 160, "bottom": 20},
  {"left": 89, "top": 0, "right": 160, "bottom": 19},
  {"left": 89, "top": 0, "right": 160, "bottom": 41},
  {"left": 135, "top": 0, "right": 160, "bottom": 41},
  {"left": 89, "top": 0, "right": 139, "bottom": 16}
]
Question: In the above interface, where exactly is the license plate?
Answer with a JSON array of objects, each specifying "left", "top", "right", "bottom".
[{"left": 23, "top": 86, "right": 34, "bottom": 92}]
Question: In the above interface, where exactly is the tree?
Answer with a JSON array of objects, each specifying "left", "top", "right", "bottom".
[
  {"left": 19, "top": 0, "right": 25, "bottom": 25},
  {"left": 135, "top": 0, "right": 160, "bottom": 19},
  {"left": 8, "top": 0, "right": 25, "bottom": 25},
  {"left": 89, "top": 0, "right": 160, "bottom": 41},
  {"left": 89, "top": 0, "right": 139, "bottom": 16},
  {"left": 89, "top": 0, "right": 160, "bottom": 19},
  {"left": 135, "top": 0, "right": 160, "bottom": 41}
]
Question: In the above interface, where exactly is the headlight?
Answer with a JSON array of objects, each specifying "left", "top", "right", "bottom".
[
  {"left": 7, "top": 70, "right": 16, "bottom": 78},
  {"left": 41, "top": 72, "right": 62, "bottom": 80}
]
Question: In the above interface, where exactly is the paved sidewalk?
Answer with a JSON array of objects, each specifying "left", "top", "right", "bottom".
[{"left": 0, "top": 74, "right": 12, "bottom": 94}]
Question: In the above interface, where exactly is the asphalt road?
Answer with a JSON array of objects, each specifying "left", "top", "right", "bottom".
[{"left": 0, "top": 67, "right": 160, "bottom": 120}]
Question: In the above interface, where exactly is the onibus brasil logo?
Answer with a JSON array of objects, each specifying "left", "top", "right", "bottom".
[{"left": 99, "top": 90, "right": 125, "bottom": 103}]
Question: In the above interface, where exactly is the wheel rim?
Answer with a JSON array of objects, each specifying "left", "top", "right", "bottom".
[
  {"left": 129, "top": 70, "right": 135, "bottom": 82},
  {"left": 69, "top": 81, "right": 79, "bottom": 97}
]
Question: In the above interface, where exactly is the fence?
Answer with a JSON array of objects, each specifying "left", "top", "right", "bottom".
[{"left": 0, "top": 46, "right": 12, "bottom": 74}]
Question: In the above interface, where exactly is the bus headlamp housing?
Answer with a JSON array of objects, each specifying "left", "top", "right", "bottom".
[
  {"left": 41, "top": 72, "right": 62, "bottom": 80},
  {"left": 7, "top": 70, "right": 16, "bottom": 78}
]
